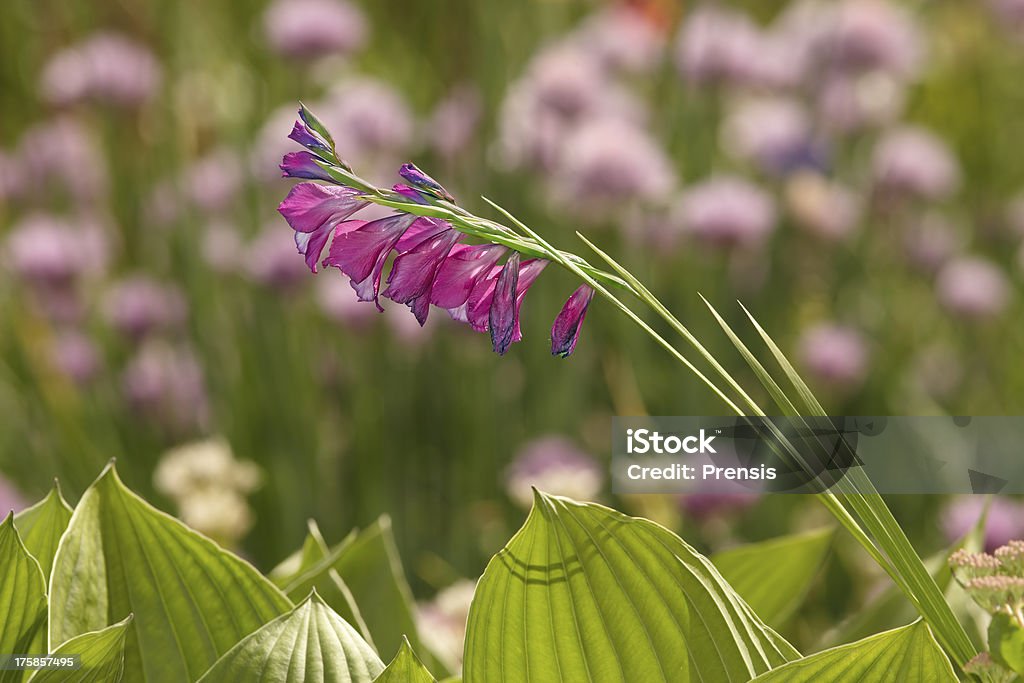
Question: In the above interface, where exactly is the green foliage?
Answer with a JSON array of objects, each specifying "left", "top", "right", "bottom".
[
  {"left": 712, "top": 528, "right": 834, "bottom": 627},
  {"left": 750, "top": 621, "right": 957, "bottom": 682},
  {"left": 49, "top": 464, "right": 292, "bottom": 683},
  {"left": 463, "top": 490, "right": 799, "bottom": 682},
  {"left": 196, "top": 592, "right": 384, "bottom": 682},
  {"left": 0, "top": 514, "right": 47, "bottom": 683},
  {"left": 13, "top": 485, "right": 72, "bottom": 580},
  {"left": 988, "top": 612, "right": 1024, "bottom": 675},
  {"left": 374, "top": 638, "right": 436, "bottom": 683},
  {"left": 30, "top": 618, "right": 132, "bottom": 683}
]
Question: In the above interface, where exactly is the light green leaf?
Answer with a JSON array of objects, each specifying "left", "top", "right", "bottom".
[
  {"left": 988, "top": 612, "right": 1024, "bottom": 675},
  {"left": 196, "top": 592, "right": 384, "bottom": 682},
  {"left": 464, "top": 491, "right": 798, "bottom": 682},
  {"left": 373, "top": 637, "right": 436, "bottom": 683},
  {"left": 14, "top": 484, "right": 73, "bottom": 580},
  {"left": 751, "top": 621, "right": 957, "bottom": 682},
  {"left": 281, "top": 523, "right": 375, "bottom": 649},
  {"left": 712, "top": 528, "right": 834, "bottom": 627},
  {"left": 49, "top": 463, "right": 292, "bottom": 683},
  {"left": 30, "top": 617, "right": 132, "bottom": 683},
  {"left": 0, "top": 514, "right": 48, "bottom": 683}
]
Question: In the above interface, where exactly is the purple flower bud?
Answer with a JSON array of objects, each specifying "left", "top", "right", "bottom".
[
  {"left": 288, "top": 120, "right": 332, "bottom": 158},
  {"left": 797, "top": 323, "right": 870, "bottom": 389},
  {"left": 677, "top": 176, "right": 777, "bottom": 248},
  {"left": 504, "top": 436, "right": 603, "bottom": 509},
  {"left": 551, "top": 285, "right": 595, "bottom": 358},
  {"left": 41, "top": 32, "right": 161, "bottom": 107},
  {"left": 263, "top": 0, "right": 368, "bottom": 60},
  {"left": 489, "top": 253, "right": 521, "bottom": 355},
  {"left": 873, "top": 126, "right": 961, "bottom": 200},
  {"left": 102, "top": 277, "right": 188, "bottom": 340},
  {"left": 280, "top": 151, "right": 334, "bottom": 182},
  {"left": 935, "top": 257, "right": 1011, "bottom": 319},
  {"left": 398, "top": 163, "right": 455, "bottom": 202},
  {"left": 322, "top": 213, "right": 418, "bottom": 309}
]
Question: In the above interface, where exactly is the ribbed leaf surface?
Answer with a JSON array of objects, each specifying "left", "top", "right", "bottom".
[
  {"left": 31, "top": 617, "right": 132, "bottom": 683},
  {"left": 0, "top": 514, "right": 48, "bottom": 683}
]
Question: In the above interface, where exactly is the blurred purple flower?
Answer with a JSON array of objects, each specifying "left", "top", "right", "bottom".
[
  {"left": 676, "top": 176, "right": 777, "bottom": 248},
  {"left": 935, "top": 257, "right": 1011, "bottom": 319},
  {"left": 315, "top": 275, "right": 376, "bottom": 327},
  {"left": 575, "top": 5, "right": 665, "bottom": 73},
  {"left": 873, "top": 126, "right": 961, "bottom": 201},
  {"left": 826, "top": 0, "right": 923, "bottom": 78},
  {"left": 679, "top": 493, "right": 760, "bottom": 521},
  {"left": 102, "top": 277, "right": 188, "bottom": 341},
  {"left": 551, "top": 285, "right": 594, "bottom": 358},
  {"left": 263, "top": 0, "right": 367, "bottom": 60},
  {"left": 722, "top": 97, "right": 820, "bottom": 175},
  {"left": 426, "top": 85, "right": 482, "bottom": 160},
  {"left": 320, "top": 78, "right": 414, "bottom": 166},
  {"left": 816, "top": 72, "right": 906, "bottom": 134},
  {"left": 552, "top": 117, "right": 676, "bottom": 206},
  {"left": 184, "top": 148, "right": 243, "bottom": 213},
  {"left": 51, "top": 330, "right": 101, "bottom": 384},
  {"left": 416, "top": 580, "right": 475, "bottom": 674},
  {"left": 943, "top": 496, "right": 1024, "bottom": 552},
  {"left": 0, "top": 477, "right": 28, "bottom": 515},
  {"left": 901, "top": 213, "right": 962, "bottom": 273},
  {"left": 201, "top": 221, "right": 244, "bottom": 274},
  {"left": 245, "top": 225, "right": 311, "bottom": 288},
  {"left": 0, "top": 150, "right": 24, "bottom": 202},
  {"left": 785, "top": 172, "right": 862, "bottom": 241},
  {"left": 41, "top": 32, "right": 161, "bottom": 107},
  {"left": 797, "top": 323, "right": 869, "bottom": 389},
  {"left": 504, "top": 436, "right": 603, "bottom": 509},
  {"left": 18, "top": 117, "right": 107, "bottom": 203},
  {"left": 122, "top": 342, "right": 208, "bottom": 432},
  {"left": 674, "top": 5, "right": 765, "bottom": 87},
  {"left": 4, "top": 213, "right": 108, "bottom": 287}
]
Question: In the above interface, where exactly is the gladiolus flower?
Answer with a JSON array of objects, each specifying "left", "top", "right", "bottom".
[
  {"left": 280, "top": 151, "right": 335, "bottom": 182},
  {"left": 383, "top": 223, "right": 461, "bottom": 324},
  {"left": 489, "top": 253, "right": 521, "bottom": 355},
  {"left": 277, "top": 182, "right": 367, "bottom": 272},
  {"left": 322, "top": 213, "right": 418, "bottom": 309},
  {"left": 399, "top": 162, "right": 455, "bottom": 202},
  {"left": 430, "top": 244, "right": 507, "bottom": 310},
  {"left": 551, "top": 284, "right": 594, "bottom": 357}
]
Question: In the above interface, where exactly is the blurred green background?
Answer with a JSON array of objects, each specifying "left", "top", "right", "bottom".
[{"left": 4, "top": 0, "right": 1024, "bottom": 659}]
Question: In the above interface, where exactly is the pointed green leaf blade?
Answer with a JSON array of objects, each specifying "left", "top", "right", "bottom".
[
  {"left": 196, "top": 592, "right": 384, "bottom": 682},
  {"left": 752, "top": 621, "right": 957, "bottom": 682},
  {"left": 48, "top": 464, "right": 292, "bottom": 683},
  {"left": 464, "top": 491, "right": 799, "bottom": 682},
  {"left": 712, "top": 528, "right": 834, "bottom": 628},
  {"left": 988, "top": 612, "right": 1024, "bottom": 675},
  {"left": 374, "top": 637, "right": 436, "bottom": 683},
  {"left": 30, "top": 617, "right": 132, "bottom": 683},
  {"left": 14, "top": 485, "right": 73, "bottom": 581},
  {"left": 0, "top": 514, "right": 48, "bottom": 683}
]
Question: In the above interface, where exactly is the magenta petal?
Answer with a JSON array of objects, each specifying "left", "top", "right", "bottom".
[
  {"left": 278, "top": 182, "right": 366, "bottom": 234},
  {"left": 510, "top": 259, "right": 549, "bottom": 342},
  {"left": 396, "top": 217, "right": 449, "bottom": 252},
  {"left": 489, "top": 253, "right": 520, "bottom": 355},
  {"left": 466, "top": 265, "right": 503, "bottom": 332},
  {"left": 430, "top": 244, "right": 506, "bottom": 309},
  {"left": 383, "top": 226, "right": 460, "bottom": 325},
  {"left": 551, "top": 284, "right": 595, "bottom": 357},
  {"left": 322, "top": 213, "right": 416, "bottom": 309}
]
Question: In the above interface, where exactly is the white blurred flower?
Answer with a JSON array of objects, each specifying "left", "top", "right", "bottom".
[{"left": 416, "top": 579, "right": 476, "bottom": 673}]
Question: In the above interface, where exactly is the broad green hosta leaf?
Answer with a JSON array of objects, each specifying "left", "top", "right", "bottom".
[
  {"left": 373, "top": 637, "right": 436, "bottom": 683},
  {"left": 988, "top": 612, "right": 1024, "bottom": 675},
  {"left": 30, "top": 616, "right": 132, "bottom": 683},
  {"left": 751, "top": 621, "right": 957, "bottom": 682},
  {"left": 712, "top": 528, "right": 834, "bottom": 627},
  {"left": 280, "top": 524, "right": 375, "bottom": 648},
  {"left": 14, "top": 485, "right": 73, "bottom": 580},
  {"left": 196, "top": 592, "right": 384, "bottom": 682},
  {"left": 49, "top": 464, "right": 293, "bottom": 683},
  {"left": 464, "top": 491, "right": 799, "bottom": 682},
  {"left": 0, "top": 514, "right": 48, "bottom": 683}
]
